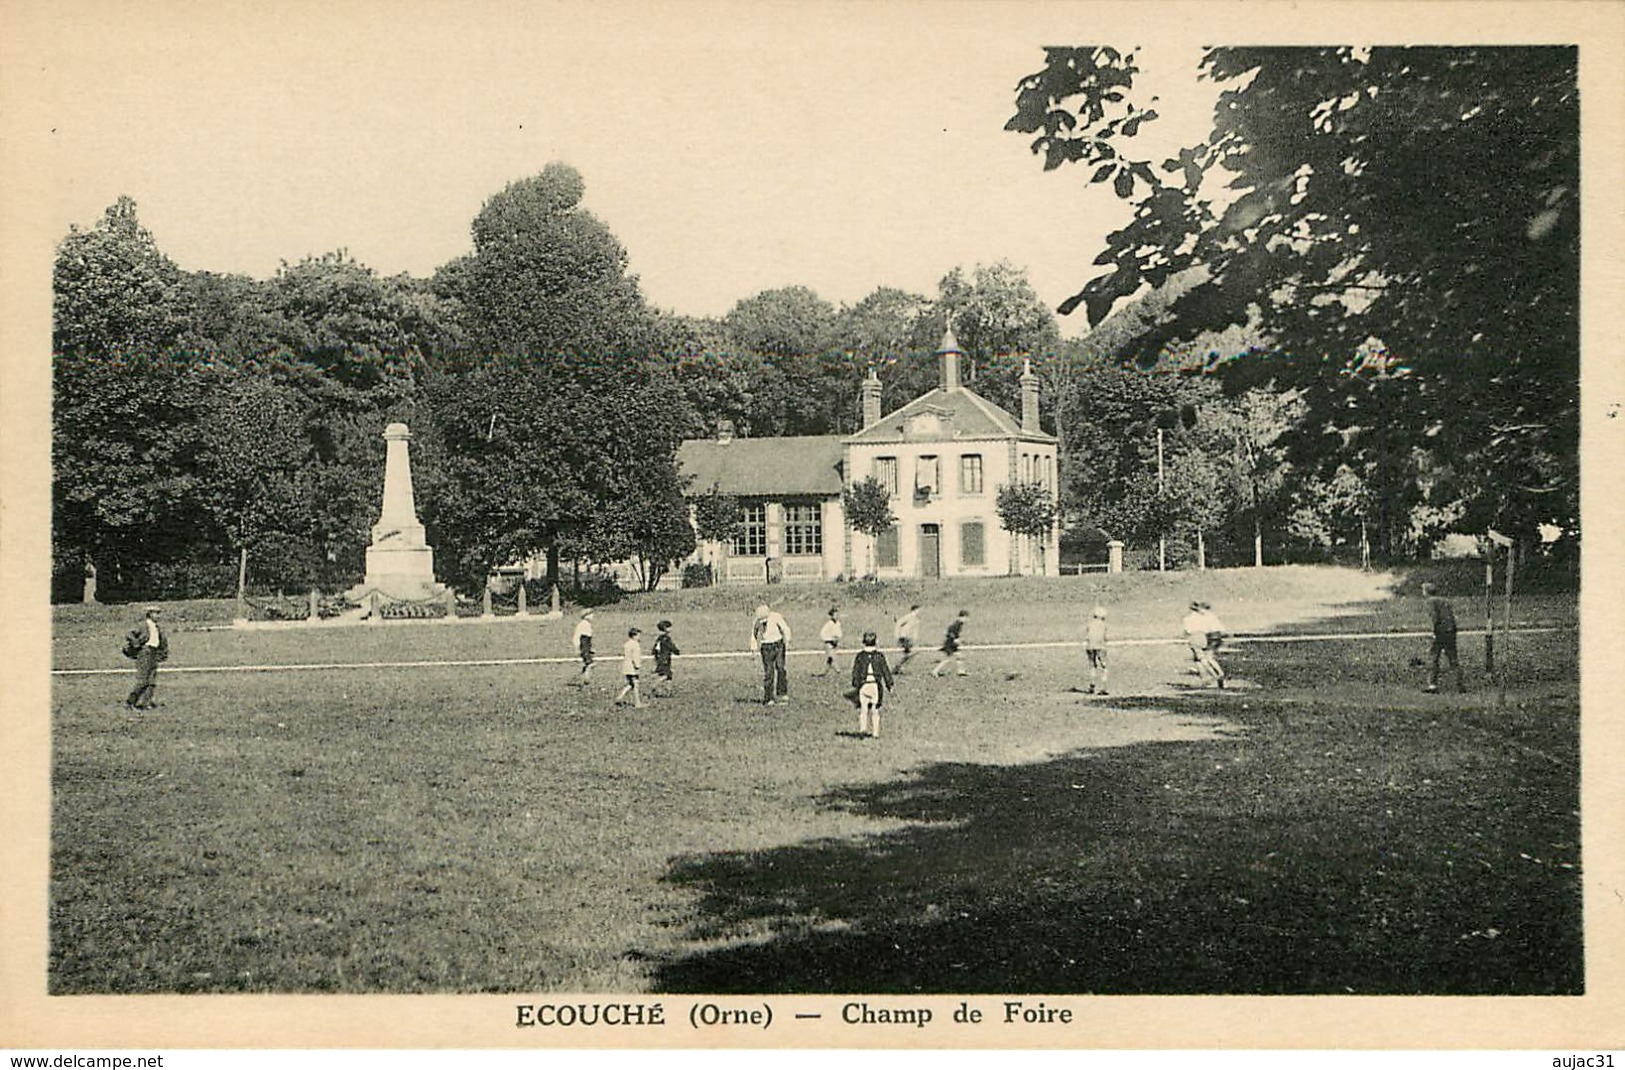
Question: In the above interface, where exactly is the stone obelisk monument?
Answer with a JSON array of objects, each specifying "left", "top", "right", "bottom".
[{"left": 350, "top": 422, "right": 445, "bottom": 601}]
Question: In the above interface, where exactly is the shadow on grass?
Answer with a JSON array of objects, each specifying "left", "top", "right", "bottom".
[{"left": 651, "top": 689, "right": 1582, "bottom": 995}]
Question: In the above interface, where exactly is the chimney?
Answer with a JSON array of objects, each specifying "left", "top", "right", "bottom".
[
  {"left": 938, "top": 327, "right": 963, "bottom": 391},
  {"left": 861, "top": 365, "right": 882, "bottom": 427},
  {"left": 1020, "top": 357, "right": 1040, "bottom": 432},
  {"left": 716, "top": 419, "right": 734, "bottom": 444}
]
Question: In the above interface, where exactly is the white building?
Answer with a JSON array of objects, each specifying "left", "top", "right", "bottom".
[{"left": 676, "top": 329, "right": 1060, "bottom": 583}]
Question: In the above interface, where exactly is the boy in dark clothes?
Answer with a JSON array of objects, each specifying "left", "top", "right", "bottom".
[
  {"left": 1422, "top": 583, "right": 1465, "bottom": 693},
  {"left": 850, "top": 631, "right": 895, "bottom": 738},
  {"left": 651, "top": 619, "right": 680, "bottom": 694}
]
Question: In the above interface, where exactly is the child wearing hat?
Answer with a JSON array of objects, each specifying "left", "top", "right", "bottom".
[
  {"left": 569, "top": 609, "right": 595, "bottom": 687},
  {"left": 816, "top": 606, "right": 843, "bottom": 676}
]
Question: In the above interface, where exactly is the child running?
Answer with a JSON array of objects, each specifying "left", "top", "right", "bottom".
[
  {"left": 613, "top": 627, "right": 648, "bottom": 708},
  {"left": 932, "top": 609, "right": 971, "bottom": 677},
  {"left": 1085, "top": 605, "right": 1110, "bottom": 695},
  {"left": 651, "top": 619, "right": 681, "bottom": 694},
  {"left": 817, "top": 606, "right": 843, "bottom": 676},
  {"left": 850, "top": 630, "right": 895, "bottom": 738},
  {"left": 1181, "top": 601, "right": 1225, "bottom": 689},
  {"left": 893, "top": 604, "right": 922, "bottom": 673}
]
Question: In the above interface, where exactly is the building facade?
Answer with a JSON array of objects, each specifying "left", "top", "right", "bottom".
[{"left": 676, "top": 330, "right": 1060, "bottom": 583}]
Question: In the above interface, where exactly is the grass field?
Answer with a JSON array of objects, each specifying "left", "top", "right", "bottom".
[{"left": 48, "top": 566, "right": 1582, "bottom": 994}]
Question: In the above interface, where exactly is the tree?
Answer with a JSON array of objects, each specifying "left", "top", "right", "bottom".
[
  {"left": 833, "top": 287, "right": 939, "bottom": 414},
  {"left": 52, "top": 197, "right": 213, "bottom": 598},
  {"left": 996, "top": 480, "right": 1059, "bottom": 575},
  {"left": 571, "top": 461, "right": 697, "bottom": 591},
  {"left": 722, "top": 286, "right": 856, "bottom": 435},
  {"left": 53, "top": 196, "right": 189, "bottom": 358},
  {"left": 688, "top": 485, "right": 743, "bottom": 585},
  {"left": 418, "top": 359, "right": 694, "bottom": 593},
  {"left": 51, "top": 348, "right": 213, "bottom": 598},
  {"left": 842, "top": 477, "right": 897, "bottom": 576},
  {"left": 436, "top": 162, "right": 657, "bottom": 364},
  {"left": 1010, "top": 46, "right": 1579, "bottom": 548},
  {"left": 936, "top": 262, "right": 1062, "bottom": 421},
  {"left": 261, "top": 252, "right": 436, "bottom": 389}
]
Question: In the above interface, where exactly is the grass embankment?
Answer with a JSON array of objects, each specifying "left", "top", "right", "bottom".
[{"left": 49, "top": 565, "right": 1580, "bottom": 993}]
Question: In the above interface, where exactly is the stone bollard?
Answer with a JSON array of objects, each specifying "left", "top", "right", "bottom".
[
  {"left": 444, "top": 588, "right": 457, "bottom": 618},
  {"left": 517, "top": 583, "right": 528, "bottom": 616},
  {"left": 369, "top": 591, "right": 382, "bottom": 623},
  {"left": 483, "top": 587, "right": 494, "bottom": 617},
  {"left": 309, "top": 588, "right": 320, "bottom": 621},
  {"left": 1108, "top": 540, "right": 1124, "bottom": 574}
]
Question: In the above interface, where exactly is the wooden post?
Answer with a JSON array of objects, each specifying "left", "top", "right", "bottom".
[
  {"left": 308, "top": 588, "right": 320, "bottom": 621},
  {"left": 1483, "top": 549, "right": 1495, "bottom": 674},
  {"left": 1499, "top": 540, "right": 1515, "bottom": 705},
  {"left": 1156, "top": 427, "right": 1166, "bottom": 573},
  {"left": 236, "top": 546, "right": 249, "bottom": 623},
  {"left": 1197, "top": 529, "right": 1206, "bottom": 571},
  {"left": 482, "top": 585, "right": 493, "bottom": 617}
]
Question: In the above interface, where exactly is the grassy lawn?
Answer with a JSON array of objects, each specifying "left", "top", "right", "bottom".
[{"left": 49, "top": 566, "right": 1581, "bottom": 994}]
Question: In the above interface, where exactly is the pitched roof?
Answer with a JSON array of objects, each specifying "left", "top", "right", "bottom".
[
  {"left": 844, "top": 385, "right": 1056, "bottom": 444},
  {"left": 677, "top": 435, "right": 846, "bottom": 497}
]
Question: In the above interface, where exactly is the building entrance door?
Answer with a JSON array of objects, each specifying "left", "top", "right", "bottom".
[{"left": 919, "top": 524, "right": 941, "bottom": 579}]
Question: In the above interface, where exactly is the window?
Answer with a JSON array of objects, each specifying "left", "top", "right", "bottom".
[
  {"left": 734, "top": 502, "right": 767, "bottom": 557},
  {"left": 961, "top": 521, "right": 985, "bottom": 566},
  {"left": 875, "top": 456, "right": 899, "bottom": 497},
  {"left": 959, "top": 454, "right": 984, "bottom": 495},
  {"left": 916, "top": 455, "right": 940, "bottom": 498},
  {"left": 783, "top": 502, "right": 823, "bottom": 556},
  {"left": 875, "top": 526, "right": 900, "bottom": 569}
]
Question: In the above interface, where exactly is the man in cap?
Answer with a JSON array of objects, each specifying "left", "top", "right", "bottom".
[
  {"left": 751, "top": 603, "right": 792, "bottom": 705},
  {"left": 124, "top": 606, "right": 169, "bottom": 710}
]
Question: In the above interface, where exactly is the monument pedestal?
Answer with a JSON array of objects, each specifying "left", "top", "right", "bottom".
[{"left": 347, "top": 422, "right": 447, "bottom": 604}]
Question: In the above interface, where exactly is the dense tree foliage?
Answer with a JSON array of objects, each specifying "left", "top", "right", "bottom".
[
  {"left": 1011, "top": 45, "right": 1579, "bottom": 553},
  {"left": 435, "top": 162, "right": 657, "bottom": 364}
]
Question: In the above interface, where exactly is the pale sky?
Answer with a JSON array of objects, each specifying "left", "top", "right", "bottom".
[{"left": 15, "top": 2, "right": 1225, "bottom": 336}]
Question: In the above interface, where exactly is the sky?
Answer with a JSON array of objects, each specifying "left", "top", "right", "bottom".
[{"left": 16, "top": 2, "right": 1226, "bottom": 337}]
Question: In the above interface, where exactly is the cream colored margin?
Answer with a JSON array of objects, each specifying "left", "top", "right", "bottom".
[{"left": 2, "top": 0, "right": 1622, "bottom": 1052}]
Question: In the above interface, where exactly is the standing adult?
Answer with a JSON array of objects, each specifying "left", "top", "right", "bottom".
[
  {"left": 1422, "top": 582, "right": 1466, "bottom": 693},
  {"left": 124, "top": 606, "right": 168, "bottom": 710},
  {"left": 752, "top": 603, "right": 793, "bottom": 706}
]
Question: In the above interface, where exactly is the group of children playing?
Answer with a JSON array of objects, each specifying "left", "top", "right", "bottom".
[
  {"left": 562, "top": 603, "right": 978, "bottom": 734},
  {"left": 567, "top": 609, "right": 680, "bottom": 709},
  {"left": 562, "top": 597, "right": 1226, "bottom": 725}
]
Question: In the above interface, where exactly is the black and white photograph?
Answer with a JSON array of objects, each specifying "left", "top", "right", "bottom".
[{"left": 3, "top": 0, "right": 1622, "bottom": 1059}]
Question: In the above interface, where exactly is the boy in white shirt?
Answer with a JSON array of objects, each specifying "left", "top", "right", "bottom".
[
  {"left": 1085, "top": 605, "right": 1109, "bottom": 695},
  {"left": 613, "top": 627, "right": 648, "bottom": 708},
  {"left": 569, "top": 609, "right": 595, "bottom": 687},
  {"left": 817, "top": 606, "right": 843, "bottom": 675}
]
